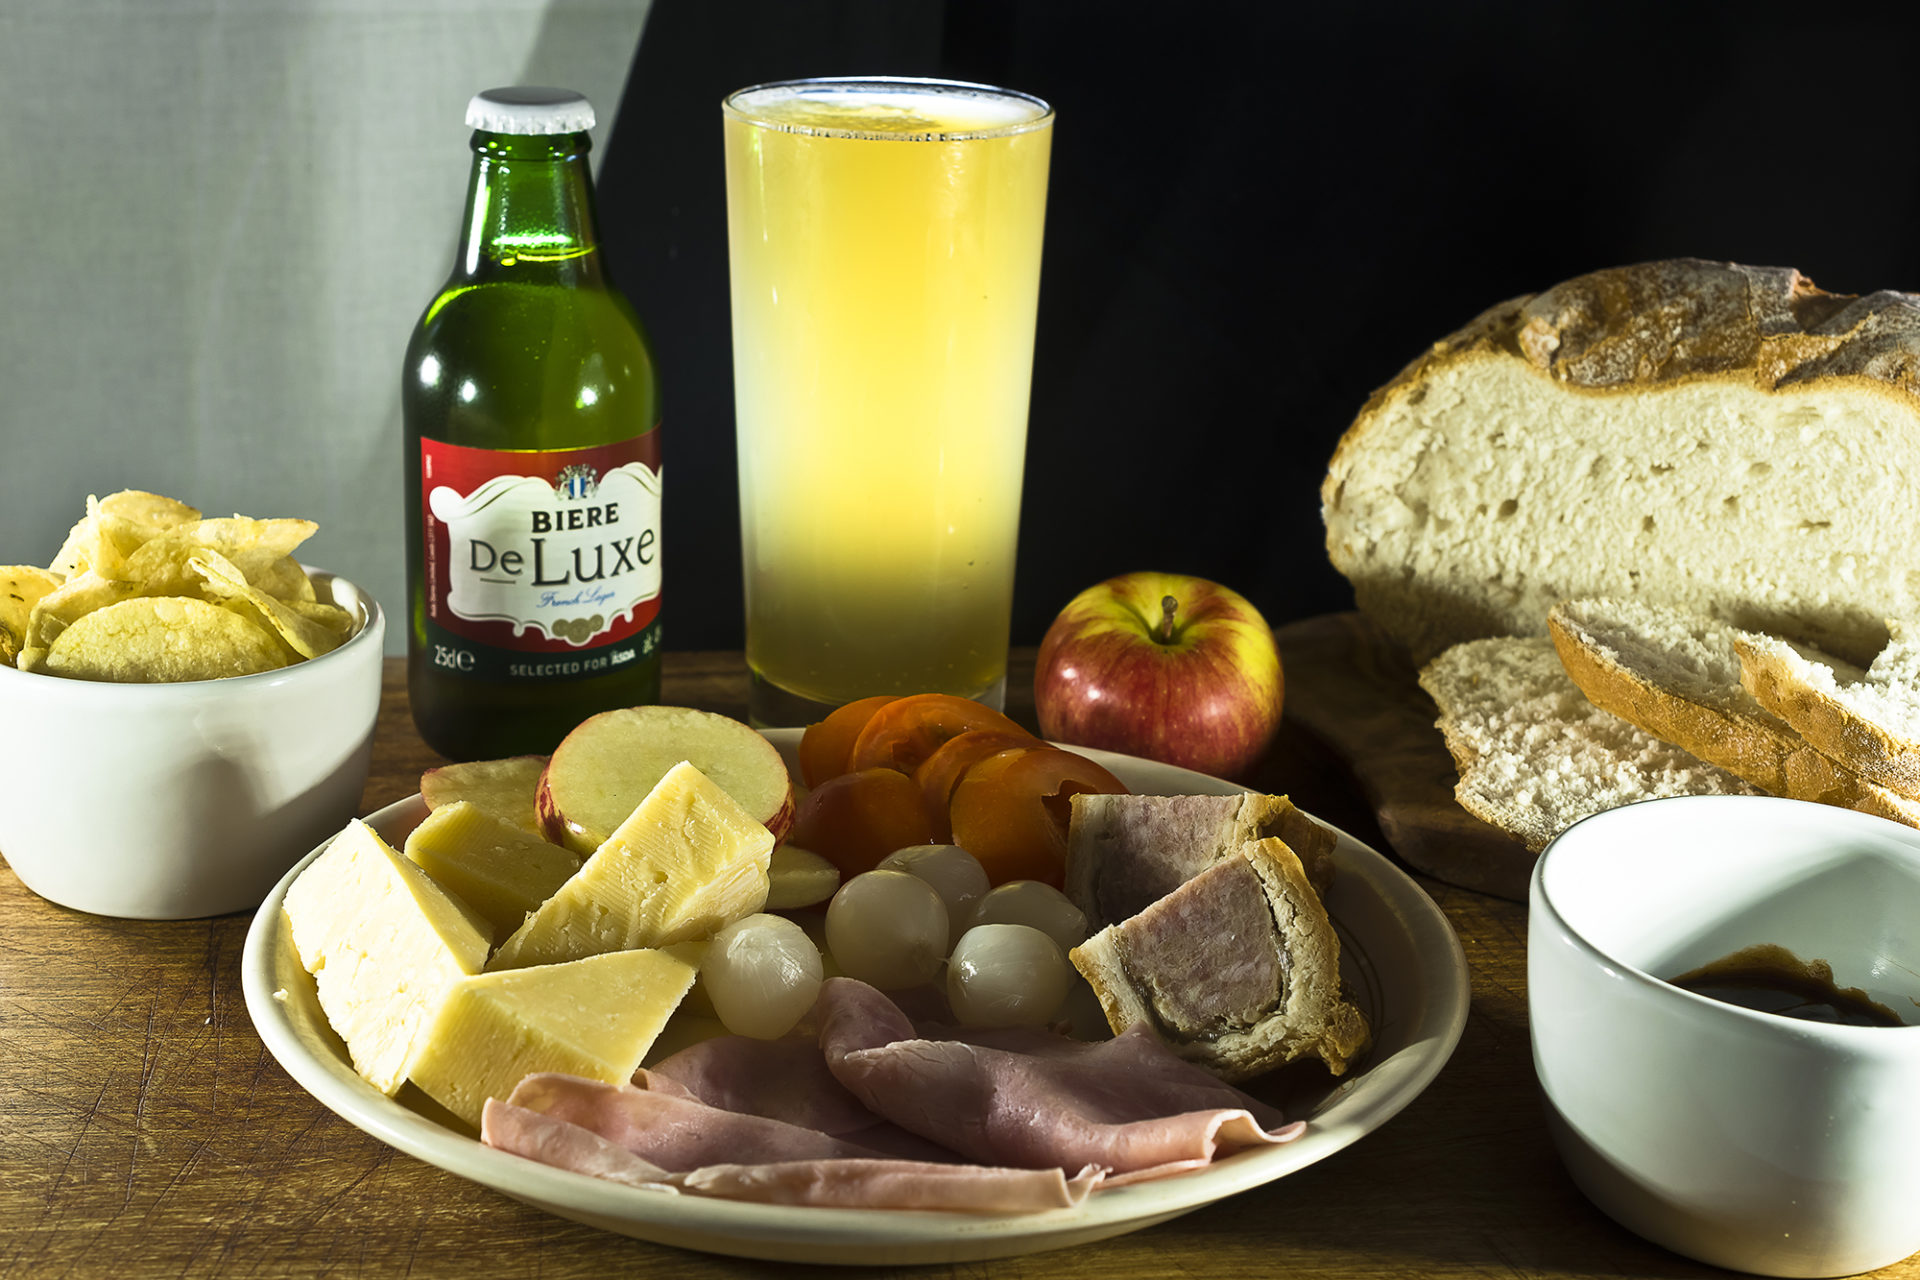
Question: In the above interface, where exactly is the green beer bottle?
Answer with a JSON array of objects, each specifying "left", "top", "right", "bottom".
[{"left": 403, "top": 87, "right": 662, "bottom": 760}]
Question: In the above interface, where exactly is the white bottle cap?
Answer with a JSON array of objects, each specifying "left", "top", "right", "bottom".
[{"left": 465, "top": 87, "right": 596, "bottom": 135}]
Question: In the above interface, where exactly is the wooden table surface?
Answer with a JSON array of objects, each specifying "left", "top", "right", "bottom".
[{"left": 3, "top": 649, "right": 1909, "bottom": 1279}]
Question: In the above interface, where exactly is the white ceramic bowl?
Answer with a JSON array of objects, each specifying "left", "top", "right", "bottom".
[
  {"left": 0, "top": 570, "right": 384, "bottom": 919},
  {"left": 1529, "top": 795, "right": 1920, "bottom": 1277}
]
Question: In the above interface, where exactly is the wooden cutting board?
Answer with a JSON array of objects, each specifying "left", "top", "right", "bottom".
[{"left": 1272, "top": 613, "right": 1535, "bottom": 902}]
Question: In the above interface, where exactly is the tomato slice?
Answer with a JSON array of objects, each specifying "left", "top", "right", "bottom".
[
  {"left": 947, "top": 746, "right": 1129, "bottom": 887},
  {"left": 909, "top": 729, "right": 1037, "bottom": 841},
  {"left": 846, "top": 693, "right": 1037, "bottom": 776},
  {"left": 797, "top": 695, "right": 897, "bottom": 789},
  {"left": 786, "top": 766, "right": 942, "bottom": 877}
]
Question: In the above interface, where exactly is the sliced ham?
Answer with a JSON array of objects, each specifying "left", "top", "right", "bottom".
[
  {"left": 819, "top": 978, "right": 1303, "bottom": 1179},
  {"left": 644, "top": 1040, "right": 957, "bottom": 1163},
  {"left": 485, "top": 1082, "right": 1101, "bottom": 1211},
  {"left": 481, "top": 979, "right": 1307, "bottom": 1211},
  {"left": 481, "top": 1099, "right": 679, "bottom": 1193},
  {"left": 646, "top": 1037, "right": 871, "bottom": 1133},
  {"left": 923, "top": 1022, "right": 1291, "bottom": 1130},
  {"left": 503, "top": 1072, "right": 889, "bottom": 1169},
  {"left": 679, "top": 1158, "right": 1102, "bottom": 1211}
]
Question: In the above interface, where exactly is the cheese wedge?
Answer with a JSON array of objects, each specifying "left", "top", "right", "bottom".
[
  {"left": 487, "top": 760, "right": 774, "bottom": 971},
  {"left": 403, "top": 800, "right": 581, "bottom": 940},
  {"left": 282, "top": 819, "right": 491, "bottom": 1094},
  {"left": 408, "top": 947, "right": 697, "bottom": 1128}
]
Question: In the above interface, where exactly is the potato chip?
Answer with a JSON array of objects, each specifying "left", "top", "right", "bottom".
[
  {"left": 13, "top": 491, "right": 338, "bottom": 683},
  {"left": 48, "top": 513, "right": 132, "bottom": 580},
  {"left": 253, "top": 554, "right": 318, "bottom": 603},
  {"left": 286, "top": 598, "right": 357, "bottom": 640},
  {"left": 122, "top": 516, "right": 318, "bottom": 598},
  {"left": 189, "top": 551, "right": 344, "bottom": 660},
  {"left": 1, "top": 565, "right": 62, "bottom": 665},
  {"left": 48, "top": 489, "right": 201, "bottom": 578},
  {"left": 43, "top": 596, "right": 288, "bottom": 683},
  {"left": 95, "top": 489, "right": 202, "bottom": 536},
  {"left": 25, "top": 570, "right": 144, "bottom": 650}
]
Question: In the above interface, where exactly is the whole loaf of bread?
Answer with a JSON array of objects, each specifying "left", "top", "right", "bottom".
[{"left": 1322, "top": 258, "right": 1920, "bottom": 666}]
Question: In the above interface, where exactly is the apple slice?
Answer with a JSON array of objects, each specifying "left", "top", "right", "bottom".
[
  {"left": 421, "top": 755, "right": 550, "bottom": 836},
  {"left": 538, "top": 706, "right": 795, "bottom": 856}
]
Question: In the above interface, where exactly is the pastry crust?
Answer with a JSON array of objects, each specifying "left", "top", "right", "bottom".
[{"left": 1064, "top": 791, "right": 1334, "bottom": 931}]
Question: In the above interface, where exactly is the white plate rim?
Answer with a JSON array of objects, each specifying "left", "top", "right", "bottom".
[{"left": 240, "top": 731, "right": 1470, "bottom": 1264}]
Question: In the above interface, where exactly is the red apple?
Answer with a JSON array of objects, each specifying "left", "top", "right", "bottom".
[{"left": 1033, "top": 572, "right": 1283, "bottom": 780}]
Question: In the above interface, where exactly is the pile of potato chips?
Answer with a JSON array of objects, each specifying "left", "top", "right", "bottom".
[{"left": 0, "top": 490, "right": 358, "bottom": 683}]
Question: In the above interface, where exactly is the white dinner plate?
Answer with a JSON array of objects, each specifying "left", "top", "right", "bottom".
[{"left": 241, "top": 731, "right": 1469, "bottom": 1266}]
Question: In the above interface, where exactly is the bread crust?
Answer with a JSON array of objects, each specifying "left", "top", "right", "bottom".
[
  {"left": 1546, "top": 602, "right": 1920, "bottom": 826},
  {"left": 1333, "top": 260, "right": 1920, "bottom": 426},
  {"left": 1737, "top": 634, "right": 1920, "bottom": 799}
]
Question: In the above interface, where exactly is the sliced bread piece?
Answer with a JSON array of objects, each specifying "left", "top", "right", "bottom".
[
  {"left": 1418, "top": 635, "right": 1758, "bottom": 853},
  {"left": 1063, "top": 791, "right": 1335, "bottom": 931},
  {"left": 1069, "top": 837, "right": 1369, "bottom": 1082},
  {"left": 1737, "top": 622, "right": 1920, "bottom": 799},
  {"left": 1547, "top": 599, "right": 1920, "bottom": 830}
]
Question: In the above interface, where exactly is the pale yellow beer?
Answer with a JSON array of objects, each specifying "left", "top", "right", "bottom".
[{"left": 723, "top": 78, "right": 1053, "bottom": 723}]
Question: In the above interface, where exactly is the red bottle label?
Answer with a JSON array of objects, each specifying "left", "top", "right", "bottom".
[{"left": 420, "top": 430, "right": 661, "bottom": 680}]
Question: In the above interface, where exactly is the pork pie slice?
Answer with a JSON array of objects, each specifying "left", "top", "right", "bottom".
[
  {"left": 1064, "top": 792, "right": 1335, "bottom": 931},
  {"left": 1070, "top": 838, "right": 1370, "bottom": 1082}
]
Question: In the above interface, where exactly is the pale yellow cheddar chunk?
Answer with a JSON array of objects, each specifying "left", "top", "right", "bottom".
[
  {"left": 403, "top": 800, "right": 581, "bottom": 940},
  {"left": 488, "top": 761, "right": 774, "bottom": 972},
  {"left": 408, "top": 948, "right": 696, "bottom": 1128},
  {"left": 282, "top": 820, "right": 491, "bottom": 1095}
]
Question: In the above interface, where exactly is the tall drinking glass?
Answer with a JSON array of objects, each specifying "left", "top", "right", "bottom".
[{"left": 722, "top": 77, "right": 1054, "bottom": 726}]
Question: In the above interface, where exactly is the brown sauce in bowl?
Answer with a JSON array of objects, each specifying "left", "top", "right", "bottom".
[{"left": 1665, "top": 943, "right": 1907, "bottom": 1027}]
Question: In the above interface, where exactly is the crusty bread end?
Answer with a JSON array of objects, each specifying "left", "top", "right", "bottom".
[
  {"left": 1737, "top": 623, "right": 1920, "bottom": 800},
  {"left": 1548, "top": 599, "right": 1920, "bottom": 826}
]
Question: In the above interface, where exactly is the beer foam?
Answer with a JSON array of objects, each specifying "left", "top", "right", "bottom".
[{"left": 727, "top": 81, "right": 1050, "bottom": 140}]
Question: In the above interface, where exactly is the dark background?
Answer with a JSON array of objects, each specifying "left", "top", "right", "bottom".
[{"left": 594, "top": 0, "right": 1920, "bottom": 652}]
